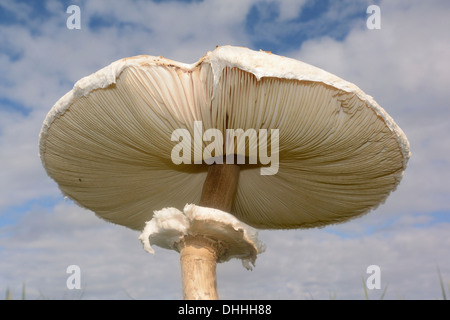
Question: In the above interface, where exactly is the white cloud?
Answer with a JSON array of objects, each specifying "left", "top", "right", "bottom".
[
  {"left": 291, "top": 0, "right": 450, "bottom": 116},
  {"left": 0, "top": 0, "right": 33, "bottom": 22},
  {"left": 0, "top": 202, "right": 183, "bottom": 299},
  {"left": 82, "top": 0, "right": 256, "bottom": 61},
  {"left": 1, "top": 202, "right": 449, "bottom": 300},
  {"left": 275, "top": 0, "right": 307, "bottom": 21},
  {"left": 0, "top": 110, "right": 59, "bottom": 209}
]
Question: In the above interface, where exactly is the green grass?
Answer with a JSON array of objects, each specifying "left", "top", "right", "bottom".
[
  {"left": 4, "top": 269, "right": 450, "bottom": 299},
  {"left": 437, "top": 266, "right": 448, "bottom": 300},
  {"left": 5, "top": 282, "right": 26, "bottom": 300},
  {"left": 361, "top": 276, "right": 388, "bottom": 300},
  {"left": 4, "top": 284, "right": 86, "bottom": 300}
]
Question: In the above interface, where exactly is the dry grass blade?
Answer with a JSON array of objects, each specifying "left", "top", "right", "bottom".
[
  {"left": 4, "top": 283, "right": 26, "bottom": 300},
  {"left": 379, "top": 284, "right": 388, "bottom": 300},
  {"left": 437, "top": 266, "right": 447, "bottom": 300},
  {"left": 21, "top": 282, "right": 26, "bottom": 300},
  {"left": 362, "top": 276, "right": 369, "bottom": 300}
]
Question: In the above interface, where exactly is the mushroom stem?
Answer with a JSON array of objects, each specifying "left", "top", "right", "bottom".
[
  {"left": 178, "top": 163, "right": 240, "bottom": 300},
  {"left": 178, "top": 235, "right": 221, "bottom": 300},
  {"left": 199, "top": 163, "right": 240, "bottom": 212}
]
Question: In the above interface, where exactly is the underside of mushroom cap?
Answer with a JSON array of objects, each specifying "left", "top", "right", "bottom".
[{"left": 39, "top": 45, "right": 411, "bottom": 231}]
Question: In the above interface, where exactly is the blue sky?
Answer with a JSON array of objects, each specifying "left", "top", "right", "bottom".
[{"left": 1, "top": 0, "right": 450, "bottom": 300}]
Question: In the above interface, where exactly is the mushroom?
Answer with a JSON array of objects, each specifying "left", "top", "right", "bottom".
[{"left": 39, "top": 45, "right": 410, "bottom": 299}]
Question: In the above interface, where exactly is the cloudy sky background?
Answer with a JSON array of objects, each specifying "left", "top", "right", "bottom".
[{"left": 1, "top": 0, "right": 449, "bottom": 300}]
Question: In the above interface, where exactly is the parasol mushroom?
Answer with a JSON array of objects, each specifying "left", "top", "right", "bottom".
[{"left": 39, "top": 45, "right": 410, "bottom": 299}]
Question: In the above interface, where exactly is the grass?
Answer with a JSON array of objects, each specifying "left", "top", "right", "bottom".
[
  {"left": 5, "top": 282, "right": 26, "bottom": 300},
  {"left": 4, "top": 282, "right": 85, "bottom": 300},
  {"left": 437, "top": 266, "right": 448, "bottom": 300},
  {"left": 4, "top": 269, "right": 450, "bottom": 299},
  {"left": 361, "top": 275, "right": 388, "bottom": 300}
]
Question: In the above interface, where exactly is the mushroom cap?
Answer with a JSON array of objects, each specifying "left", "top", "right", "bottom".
[{"left": 39, "top": 45, "right": 410, "bottom": 230}]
